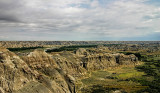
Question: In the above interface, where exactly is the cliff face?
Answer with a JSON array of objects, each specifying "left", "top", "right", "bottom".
[
  {"left": 83, "top": 53, "right": 138, "bottom": 70},
  {"left": 83, "top": 54, "right": 117, "bottom": 70},
  {"left": 0, "top": 48, "right": 139, "bottom": 93},
  {"left": 76, "top": 48, "right": 138, "bottom": 70}
]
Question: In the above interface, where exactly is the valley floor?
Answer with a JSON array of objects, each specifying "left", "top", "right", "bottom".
[{"left": 76, "top": 65, "right": 147, "bottom": 93}]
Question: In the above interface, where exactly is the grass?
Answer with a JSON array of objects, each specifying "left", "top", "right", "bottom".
[
  {"left": 117, "top": 50, "right": 160, "bottom": 92},
  {"left": 77, "top": 66, "right": 146, "bottom": 93},
  {"left": 115, "top": 72, "right": 144, "bottom": 80},
  {"left": 91, "top": 71, "right": 111, "bottom": 78},
  {"left": 108, "top": 67, "right": 145, "bottom": 80},
  {"left": 74, "top": 45, "right": 160, "bottom": 93}
]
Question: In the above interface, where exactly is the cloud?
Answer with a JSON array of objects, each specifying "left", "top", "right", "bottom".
[
  {"left": 0, "top": 14, "right": 20, "bottom": 22},
  {"left": 0, "top": 0, "right": 160, "bottom": 40}
]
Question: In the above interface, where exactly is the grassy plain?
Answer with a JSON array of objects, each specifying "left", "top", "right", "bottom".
[{"left": 76, "top": 66, "right": 146, "bottom": 93}]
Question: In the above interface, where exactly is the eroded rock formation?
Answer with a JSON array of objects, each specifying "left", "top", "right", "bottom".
[
  {"left": 0, "top": 48, "right": 139, "bottom": 93},
  {"left": 0, "top": 48, "right": 37, "bottom": 93}
]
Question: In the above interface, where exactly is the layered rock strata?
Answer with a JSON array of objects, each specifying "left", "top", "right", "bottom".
[{"left": 0, "top": 48, "right": 139, "bottom": 93}]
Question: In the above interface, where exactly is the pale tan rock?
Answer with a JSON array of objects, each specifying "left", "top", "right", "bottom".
[{"left": 0, "top": 48, "right": 139, "bottom": 93}]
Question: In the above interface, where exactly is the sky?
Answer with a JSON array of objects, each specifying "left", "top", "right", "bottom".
[{"left": 0, "top": 0, "right": 160, "bottom": 41}]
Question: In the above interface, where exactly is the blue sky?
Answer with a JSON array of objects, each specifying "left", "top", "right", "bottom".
[
  {"left": 0, "top": 0, "right": 160, "bottom": 41},
  {"left": 145, "top": 0, "right": 160, "bottom": 6}
]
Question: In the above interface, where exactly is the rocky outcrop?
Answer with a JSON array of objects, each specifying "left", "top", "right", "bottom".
[
  {"left": 52, "top": 52, "right": 86, "bottom": 76},
  {"left": 0, "top": 48, "right": 139, "bottom": 93},
  {"left": 22, "top": 50, "right": 76, "bottom": 93},
  {"left": 82, "top": 53, "right": 117, "bottom": 70},
  {"left": 114, "top": 53, "right": 138, "bottom": 65},
  {"left": 75, "top": 48, "right": 88, "bottom": 56},
  {"left": 81, "top": 53, "right": 138, "bottom": 70},
  {"left": 0, "top": 48, "right": 37, "bottom": 93},
  {"left": 0, "top": 49, "right": 76, "bottom": 93}
]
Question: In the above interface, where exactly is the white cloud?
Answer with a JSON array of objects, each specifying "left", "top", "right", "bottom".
[
  {"left": 0, "top": 0, "right": 160, "bottom": 40},
  {"left": 155, "top": 31, "right": 160, "bottom": 32}
]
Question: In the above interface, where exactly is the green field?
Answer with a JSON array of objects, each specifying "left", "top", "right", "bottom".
[{"left": 75, "top": 66, "right": 146, "bottom": 93}]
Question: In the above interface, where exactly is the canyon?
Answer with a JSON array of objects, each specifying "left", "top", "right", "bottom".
[{"left": 0, "top": 46, "right": 139, "bottom": 93}]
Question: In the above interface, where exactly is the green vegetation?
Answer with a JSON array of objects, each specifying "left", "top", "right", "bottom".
[
  {"left": 7, "top": 46, "right": 44, "bottom": 51},
  {"left": 134, "top": 58, "right": 160, "bottom": 92},
  {"left": 46, "top": 45, "right": 97, "bottom": 52},
  {"left": 78, "top": 67, "right": 146, "bottom": 93},
  {"left": 118, "top": 50, "right": 160, "bottom": 92},
  {"left": 7, "top": 46, "right": 44, "bottom": 53},
  {"left": 77, "top": 49, "right": 160, "bottom": 93},
  {"left": 113, "top": 71, "right": 144, "bottom": 80},
  {"left": 103, "top": 44, "right": 122, "bottom": 47},
  {"left": 75, "top": 46, "right": 160, "bottom": 93}
]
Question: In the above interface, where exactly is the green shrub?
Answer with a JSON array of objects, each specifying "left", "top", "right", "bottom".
[
  {"left": 46, "top": 45, "right": 97, "bottom": 52},
  {"left": 7, "top": 46, "right": 44, "bottom": 52}
]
